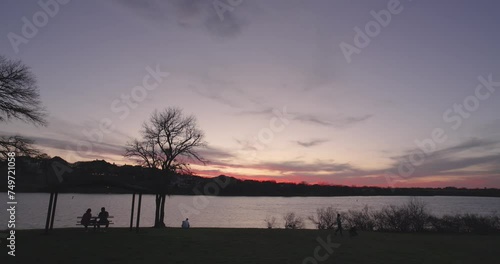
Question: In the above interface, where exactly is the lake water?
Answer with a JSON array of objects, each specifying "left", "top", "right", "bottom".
[{"left": 1, "top": 193, "right": 499, "bottom": 229}]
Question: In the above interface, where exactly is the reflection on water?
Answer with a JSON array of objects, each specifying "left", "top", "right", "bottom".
[{"left": 1, "top": 193, "right": 499, "bottom": 229}]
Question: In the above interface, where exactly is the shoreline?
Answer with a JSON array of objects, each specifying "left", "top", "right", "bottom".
[{"left": 3, "top": 191, "right": 500, "bottom": 198}]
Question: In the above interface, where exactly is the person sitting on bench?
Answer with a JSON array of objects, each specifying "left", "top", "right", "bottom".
[
  {"left": 97, "top": 207, "right": 110, "bottom": 229},
  {"left": 81, "top": 208, "right": 92, "bottom": 231}
]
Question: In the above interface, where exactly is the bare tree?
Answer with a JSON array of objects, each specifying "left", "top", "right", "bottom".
[
  {"left": 0, "top": 135, "right": 41, "bottom": 160},
  {"left": 0, "top": 55, "right": 47, "bottom": 125},
  {"left": 125, "top": 107, "right": 207, "bottom": 228},
  {"left": 0, "top": 55, "right": 46, "bottom": 160},
  {"left": 125, "top": 138, "right": 162, "bottom": 169}
]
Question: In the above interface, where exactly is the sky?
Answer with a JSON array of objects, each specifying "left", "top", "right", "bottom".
[{"left": 1, "top": 0, "right": 500, "bottom": 188}]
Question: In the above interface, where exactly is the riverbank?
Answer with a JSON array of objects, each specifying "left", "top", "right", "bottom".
[{"left": 2, "top": 228, "right": 499, "bottom": 263}]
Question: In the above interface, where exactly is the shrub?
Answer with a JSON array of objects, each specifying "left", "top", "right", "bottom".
[
  {"left": 405, "top": 197, "right": 430, "bottom": 232},
  {"left": 372, "top": 198, "right": 430, "bottom": 232},
  {"left": 300, "top": 200, "right": 500, "bottom": 234},
  {"left": 345, "top": 205, "right": 375, "bottom": 231},
  {"left": 283, "top": 212, "right": 305, "bottom": 229},
  {"left": 308, "top": 206, "right": 337, "bottom": 229},
  {"left": 264, "top": 216, "right": 278, "bottom": 229},
  {"left": 373, "top": 205, "right": 410, "bottom": 232},
  {"left": 428, "top": 215, "right": 461, "bottom": 233},
  {"left": 461, "top": 213, "right": 499, "bottom": 234}
]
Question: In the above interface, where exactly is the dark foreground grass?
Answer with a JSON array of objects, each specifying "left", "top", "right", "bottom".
[{"left": 2, "top": 228, "right": 499, "bottom": 264}]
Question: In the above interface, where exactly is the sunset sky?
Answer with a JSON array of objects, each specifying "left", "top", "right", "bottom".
[{"left": 1, "top": 0, "right": 499, "bottom": 188}]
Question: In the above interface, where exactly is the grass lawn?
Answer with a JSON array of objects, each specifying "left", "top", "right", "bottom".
[{"left": 2, "top": 228, "right": 499, "bottom": 264}]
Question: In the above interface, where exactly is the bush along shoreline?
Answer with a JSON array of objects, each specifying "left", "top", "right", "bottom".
[{"left": 266, "top": 198, "right": 500, "bottom": 234}]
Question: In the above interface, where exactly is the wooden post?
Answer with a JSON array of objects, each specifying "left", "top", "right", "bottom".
[
  {"left": 136, "top": 193, "right": 142, "bottom": 233},
  {"left": 44, "top": 192, "right": 54, "bottom": 234},
  {"left": 129, "top": 193, "right": 136, "bottom": 231},
  {"left": 50, "top": 192, "right": 59, "bottom": 230}
]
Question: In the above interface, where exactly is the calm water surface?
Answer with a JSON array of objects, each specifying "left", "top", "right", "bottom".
[{"left": 1, "top": 193, "right": 499, "bottom": 229}]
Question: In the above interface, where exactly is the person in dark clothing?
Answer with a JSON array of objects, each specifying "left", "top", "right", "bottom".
[
  {"left": 334, "top": 213, "right": 343, "bottom": 236},
  {"left": 182, "top": 218, "right": 190, "bottom": 229},
  {"left": 81, "top": 208, "right": 92, "bottom": 231},
  {"left": 97, "top": 207, "right": 109, "bottom": 229}
]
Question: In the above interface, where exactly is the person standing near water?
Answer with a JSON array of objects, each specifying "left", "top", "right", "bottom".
[{"left": 334, "top": 213, "right": 343, "bottom": 236}]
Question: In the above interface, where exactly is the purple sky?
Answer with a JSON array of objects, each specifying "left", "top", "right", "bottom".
[{"left": 1, "top": 0, "right": 500, "bottom": 187}]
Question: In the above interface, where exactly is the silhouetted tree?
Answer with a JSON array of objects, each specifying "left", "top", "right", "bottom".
[
  {"left": 0, "top": 135, "right": 40, "bottom": 160},
  {"left": 125, "top": 107, "right": 206, "bottom": 228},
  {"left": 0, "top": 55, "right": 46, "bottom": 125},
  {"left": 0, "top": 55, "right": 46, "bottom": 160}
]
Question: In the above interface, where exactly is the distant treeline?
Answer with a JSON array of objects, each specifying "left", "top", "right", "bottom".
[{"left": 1, "top": 156, "right": 500, "bottom": 197}]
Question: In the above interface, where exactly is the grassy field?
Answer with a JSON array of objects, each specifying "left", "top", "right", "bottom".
[{"left": 2, "top": 228, "right": 499, "bottom": 264}]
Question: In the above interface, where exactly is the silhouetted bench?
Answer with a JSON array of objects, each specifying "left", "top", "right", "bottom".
[{"left": 76, "top": 216, "right": 114, "bottom": 228}]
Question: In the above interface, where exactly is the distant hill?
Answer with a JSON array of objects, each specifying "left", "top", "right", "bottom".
[{"left": 1, "top": 156, "right": 499, "bottom": 197}]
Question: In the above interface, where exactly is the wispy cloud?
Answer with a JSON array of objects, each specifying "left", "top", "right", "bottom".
[
  {"left": 20, "top": 135, "right": 126, "bottom": 160},
  {"left": 0, "top": 115, "right": 134, "bottom": 161},
  {"left": 113, "top": 0, "right": 248, "bottom": 38},
  {"left": 189, "top": 84, "right": 242, "bottom": 108},
  {"left": 237, "top": 107, "right": 373, "bottom": 128},
  {"left": 112, "top": 0, "right": 169, "bottom": 21},
  {"left": 294, "top": 113, "right": 372, "bottom": 128},
  {"left": 295, "top": 138, "right": 329, "bottom": 147},
  {"left": 197, "top": 145, "right": 235, "bottom": 160},
  {"left": 253, "top": 160, "right": 357, "bottom": 174},
  {"left": 234, "top": 138, "right": 258, "bottom": 151},
  {"left": 385, "top": 138, "right": 500, "bottom": 179},
  {"left": 196, "top": 138, "right": 500, "bottom": 187},
  {"left": 236, "top": 107, "right": 275, "bottom": 116},
  {"left": 188, "top": 72, "right": 263, "bottom": 109}
]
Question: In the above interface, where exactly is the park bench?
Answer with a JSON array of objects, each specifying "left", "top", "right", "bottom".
[{"left": 76, "top": 216, "right": 114, "bottom": 228}]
